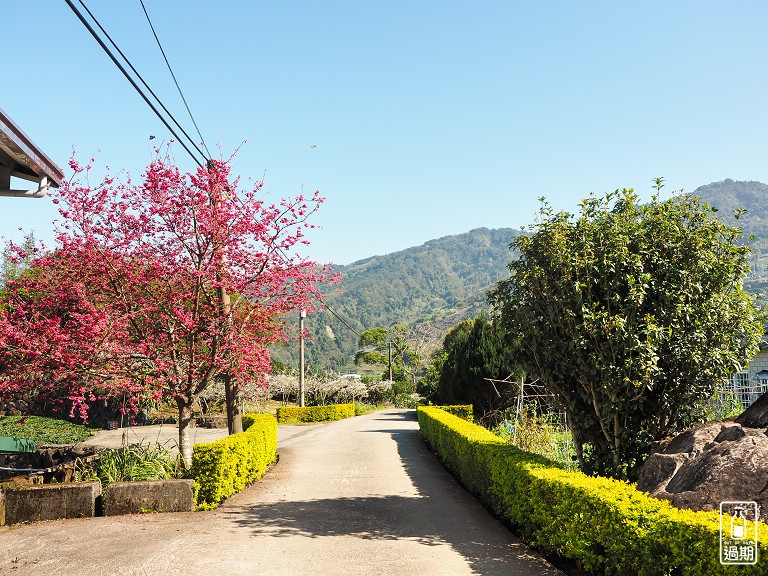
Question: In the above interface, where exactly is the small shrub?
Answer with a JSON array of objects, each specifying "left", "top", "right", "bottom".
[
  {"left": 275, "top": 403, "right": 355, "bottom": 423},
  {"left": 354, "top": 402, "right": 378, "bottom": 416},
  {"left": 73, "top": 443, "right": 180, "bottom": 494},
  {"left": 494, "top": 407, "right": 576, "bottom": 470},
  {"left": 192, "top": 413, "right": 277, "bottom": 508}
]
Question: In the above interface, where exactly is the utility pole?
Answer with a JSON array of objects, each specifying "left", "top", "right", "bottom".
[
  {"left": 208, "top": 160, "right": 242, "bottom": 435},
  {"left": 299, "top": 310, "right": 306, "bottom": 407},
  {"left": 388, "top": 340, "right": 393, "bottom": 381}
]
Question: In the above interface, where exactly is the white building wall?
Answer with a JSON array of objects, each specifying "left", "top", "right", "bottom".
[{"left": 730, "top": 348, "right": 768, "bottom": 408}]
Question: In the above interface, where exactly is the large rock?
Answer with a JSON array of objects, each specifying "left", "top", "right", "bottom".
[
  {"left": 637, "top": 398, "right": 768, "bottom": 522},
  {"left": 735, "top": 390, "right": 768, "bottom": 428}
]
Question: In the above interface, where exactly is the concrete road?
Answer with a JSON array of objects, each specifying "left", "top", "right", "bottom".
[
  {"left": 81, "top": 422, "right": 230, "bottom": 452},
  {"left": 0, "top": 409, "right": 563, "bottom": 576}
]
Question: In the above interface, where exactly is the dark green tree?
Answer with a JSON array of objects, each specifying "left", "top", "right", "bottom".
[
  {"left": 418, "top": 349, "right": 447, "bottom": 400},
  {"left": 489, "top": 187, "right": 763, "bottom": 479},
  {"left": 354, "top": 325, "right": 417, "bottom": 383},
  {"left": 354, "top": 327, "right": 391, "bottom": 366},
  {"left": 437, "top": 315, "right": 522, "bottom": 424}
]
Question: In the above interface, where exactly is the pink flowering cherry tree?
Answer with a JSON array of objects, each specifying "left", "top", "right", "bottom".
[{"left": 0, "top": 151, "right": 333, "bottom": 465}]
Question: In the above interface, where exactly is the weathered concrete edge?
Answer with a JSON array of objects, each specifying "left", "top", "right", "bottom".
[
  {"left": 105, "top": 479, "right": 194, "bottom": 516},
  {"left": 1, "top": 481, "right": 101, "bottom": 526}
]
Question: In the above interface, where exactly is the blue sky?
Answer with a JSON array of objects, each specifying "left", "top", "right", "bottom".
[{"left": 3, "top": 1, "right": 768, "bottom": 265}]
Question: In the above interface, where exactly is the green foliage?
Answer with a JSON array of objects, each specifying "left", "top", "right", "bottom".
[
  {"left": 437, "top": 315, "right": 522, "bottom": 425},
  {"left": 354, "top": 325, "right": 420, "bottom": 385},
  {"left": 418, "top": 350, "right": 446, "bottom": 400},
  {"left": 699, "top": 385, "right": 745, "bottom": 422},
  {"left": 82, "top": 443, "right": 180, "bottom": 491},
  {"left": 353, "top": 402, "right": 378, "bottom": 416},
  {"left": 418, "top": 406, "right": 768, "bottom": 576},
  {"left": 354, "top": 327, "right": 391, "bottom": 365},
  {"left": 275, "top": 403, "right": 355, "bottom": 423},
  {"left": 494, "top": 407, "right": 576, "bottom": 470},
  {"left": 241, "top": 413, "right": 260, "bottom": 431},
  {"left": 0, "top": 415, "right": 95, "bottom": 444},
  {"left": 192, "top": 413, "right": 277, "bottom": 508},
  {"left": 386, "top": 379, "right": 418, "bottom": 408},
  {"left": 490, "top": 189, "right": 763, "bottom": 479},
  {"left": 436, "top": 404, "right": 473, "bottom": 421}
]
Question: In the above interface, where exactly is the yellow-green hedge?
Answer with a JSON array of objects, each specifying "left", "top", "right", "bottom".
[
  {"left": 192, "top": 413, "right": 277, "bottom": 508},
  {"left": 436, "top": 404, "right": 473, "bottom": 422},
  {"left": 241, "top": 413, "right": 261, "bottom": 431},
  {"left": 418, "top": 406, "right": 768, "bottom": 576},
  {"left": 276, "top": 403, "right": 355, "bottom": 423}
]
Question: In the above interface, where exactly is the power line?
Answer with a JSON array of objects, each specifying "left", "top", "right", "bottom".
[
  {"left": 321, "top": 300, "right": 363, "bottom": 339},
  {"left": 72, "top": 0, "right": 207, "bottom": 163},
  {"left": 138, "top": 0, "right": 212, "bottom": 160},
  {"left": 64, "top": 0, "right": 206, "bottom": 167},
  {"left": 274, "top": 246, "right": 363, "bottom": 339}
]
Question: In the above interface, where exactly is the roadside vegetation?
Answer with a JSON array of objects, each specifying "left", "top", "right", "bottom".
[
  {"left": 0, "top": 153, "right": 332, "bottom": 466},
  {"left": 421, "top": 183, "right": 762, "bottom": 483},
  {"left": 0, "top": 415, "right": 96, "bottom": 444},
  {"left": 73, "top": 443, "right": 180, "bottom": 491}
]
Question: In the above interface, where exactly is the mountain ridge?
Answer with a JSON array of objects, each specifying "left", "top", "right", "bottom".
[{"left": 272, "top": 179, "right": 768, "bottom": 372}]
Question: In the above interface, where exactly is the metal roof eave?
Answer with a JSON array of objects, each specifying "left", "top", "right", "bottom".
[{"left": 0, "top": 107, "right": 64, "bottom": 193}]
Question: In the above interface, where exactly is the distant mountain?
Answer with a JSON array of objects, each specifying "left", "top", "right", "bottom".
[
  {"left": 693, "top": 179, "right": 768, "bottom": 293},
  {"left": 271, "top": 180, "right": 768, "bottom": 373},
  {"left": 270, "top": 227, "right": 523, "bottom": 372}
]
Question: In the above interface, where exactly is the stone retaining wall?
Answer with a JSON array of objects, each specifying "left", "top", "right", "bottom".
[
  {"left": 0, "top": 478, "right": 195, "bottom": 525},
  {"left": 1, "top": 481, "right": 101, "bottom": 526},
  {"left": 105, "top": 479, "right": 194, "bottom": 515}
]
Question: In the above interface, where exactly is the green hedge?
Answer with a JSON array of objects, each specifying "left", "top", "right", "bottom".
[
  {"left": 241, "top": 413, "right": 261, "bottom": 431},
  {"left": 276, "top": 403, "right": 355, "bottom": 423},
  {"left": 436, "top": 404, "right": 473, "bottom": 422},
  {"left": 418, "top": 406, "right": 768, "bottom": 576},
  {"left": 192, "top": 413, "right": 277, "bottom": 508}
]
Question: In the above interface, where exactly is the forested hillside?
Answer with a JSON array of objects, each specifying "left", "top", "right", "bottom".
[
  {"left": 271, "top": 180, "right": 768, "bottom": 373},
  {"left": 270, "top": 227, "right": 523, "bottom": 372}
]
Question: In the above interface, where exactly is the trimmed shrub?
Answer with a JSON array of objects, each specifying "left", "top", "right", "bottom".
[
  {"left": 192, "top": 413, "right": 277, "bottom": 508},
  {"left": 436, "top": 404, "right": 473, "bottom": 422},
  {"left": 276, "top": 403, "right": 355, "bottom": 423},
  {"left": 418, "top": 406, "right": 768, "bottom": 575},
  {"left": 241, "top": 413, "right": 260, "bottom": 431}
]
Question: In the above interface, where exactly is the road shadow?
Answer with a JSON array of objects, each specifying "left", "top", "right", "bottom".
[
  {"left": 222, "top": 410, "right": 560, "bottom": 576},
  {"left": 367, "top": 410, "right": 415, "bottom": 422}
]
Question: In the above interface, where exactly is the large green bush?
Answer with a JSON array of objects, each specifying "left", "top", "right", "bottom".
[
  {"left": 192, "top": 413, "right": 277, "bottom": 508},
  {"left": 418, "top": 406, "right": 768, "bottom": 575},
  {"left": 489, "top": 190, "right": 763, "bottom": 479},
  {"left": 437, "top": 315, "right": 522, "bottom": 425},
  {"left": 276, "top": 403, "right": 355, "bottom": 423}
]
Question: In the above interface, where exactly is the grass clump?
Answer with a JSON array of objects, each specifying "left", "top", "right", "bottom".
[
  {"left": 74, "top": 443, "right": 180, "bottom": 491},
  {"left": 354, "top": 402, "right": 380, "bottom": 416},
  {"left": 493, "top": 406, "right": 576, "bottom": 471},
  {"left": 0, "top": 415, "right": 96, "bottom": 444}
]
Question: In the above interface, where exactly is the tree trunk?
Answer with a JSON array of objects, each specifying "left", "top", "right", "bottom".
[
  {"left": 224, "top": 372, "right": 243, "bottom": 434},
  {"left": 178, "top": 400, "right": 194, "bottom": 468}
]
